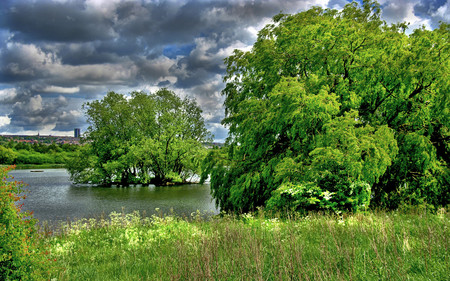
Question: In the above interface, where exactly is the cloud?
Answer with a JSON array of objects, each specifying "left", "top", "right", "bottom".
[
  {"left": 3, "top": 87, "right": 85, "bottom": 133},
  {"left": 207, "top": 123, "right": 228, "bottom": 142},
  {"left": 380, "top": 0, "right": 449, "bottom": 31},
  {"left": 0, "top": 88, "right": 17, "bottom": 101},
  {"left": 42, "top": 85, "right": 80, "bottom": 94},
  {"left": 414, "top": 0, "right": 449, "bottom": 28},
  {"left": 0, "top": 42, "right": 55, "bottom": 82},
  {"left": 0, "top": 115, "right": 11, "bottom": 127},
  {"left": 3, "top": 0, "right": 116, "bottom": 43}
]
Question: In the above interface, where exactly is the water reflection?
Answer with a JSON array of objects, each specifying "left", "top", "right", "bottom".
[{"left": 10, "top": 169, "right": 219, "bottom": 224}]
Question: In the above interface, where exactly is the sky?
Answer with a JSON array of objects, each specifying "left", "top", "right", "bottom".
[{"left": 0, "top": 0, "right": 448, "bottom": 141}]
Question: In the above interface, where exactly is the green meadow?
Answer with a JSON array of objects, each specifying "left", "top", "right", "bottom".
[{"left": 39, "top": 209, "right": 448, "bottom": 281}]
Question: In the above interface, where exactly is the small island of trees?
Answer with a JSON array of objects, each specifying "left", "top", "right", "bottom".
[{"left": 66, "top": 88, "right": 212, "bottom": 186}]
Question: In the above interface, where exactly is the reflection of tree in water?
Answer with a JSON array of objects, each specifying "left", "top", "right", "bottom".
[
  {"left": 12, "top": 169, "right": 218, "bottom": 224},
  {"left": 65, "top": 182, "right": 219, "bottom": 220}
]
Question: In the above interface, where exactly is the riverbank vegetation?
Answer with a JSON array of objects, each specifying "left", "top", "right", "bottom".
[
  {"left": 0, "top": 166, "right": 48, "bottom": 280},
  {"left": 66, "top": 88, "right": 211, "bottom": 186},
  {"left": 38, "top": 209, "right": 449, "bottom": 280},
  {"left": 1, "top": 166, "right": 449, "bottom": 280},
  {"left": 0, "top": 140, "right": 79, "bottom": 168}
]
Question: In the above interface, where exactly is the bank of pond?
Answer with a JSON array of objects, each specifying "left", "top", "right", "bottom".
[
  {"left": 1, "top": 168, "right": 448, "bottom": 280},
  {"left": 15, "top": 210, "right": 450, "bottom": 280}
]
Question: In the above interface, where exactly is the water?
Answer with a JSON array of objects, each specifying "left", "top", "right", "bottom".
[{"left": 9, "top": 169, "right": 219, "bottom": 224}]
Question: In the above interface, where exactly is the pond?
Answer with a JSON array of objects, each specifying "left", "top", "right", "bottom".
[{"left": 9, "top": 169, "right": 219, "bottom": 224}]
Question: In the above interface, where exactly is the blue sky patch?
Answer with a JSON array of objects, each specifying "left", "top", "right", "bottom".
[{"left": 163, "top": 44, "right": 196, "bottom": 59}]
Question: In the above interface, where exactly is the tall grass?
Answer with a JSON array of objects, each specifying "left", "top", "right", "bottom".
[{"left": 40, "top": 209, "right": 449, "bottom": 280}]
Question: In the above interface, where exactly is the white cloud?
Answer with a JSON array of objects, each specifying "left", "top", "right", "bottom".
[
  {"left": 85, "top": 0, "right": 122, "bottom": 13},
  {"left": 60, "top": 109, "right": 81, "bottom": 120},
  {"left": 0, "top": 115, "right": 11, "bottom": 127},
  {"left": 28, "top": 95, "right": 43, "bottom": 112},
  {"left": 137, "top": 56, "right": 176, "bottom": 80},
  {"left": 382, "top": 0, "right": 432, "bottom": 31},
  {"left": 433, "top": 2, "right": 450, "bottom": 21},
  {"left": 42, "top": 85, "right": 80, "bottom": 94},
  {"left": 0, "top": 88, "right": 17, "bottom": 101},
  {"left": 190, "top": 37, "right": 218, "bottom": 62},
  {"left": 217, "top": 40, "right": 252, "bottom": 59},
  {"left": 246, "top": 17, "right": 272, "bottom": 40},
  {"left": 4, "top": 42, "right": 57, "bottom": 76},
  {"left": 205, "top": 122, "right": 228, "bottom": 142}
]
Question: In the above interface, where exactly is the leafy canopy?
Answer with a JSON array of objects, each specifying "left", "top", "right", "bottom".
[
  {"left": 202, "top": 0, "right": 449, "bottom": 212},
  {"left": 68, "top": 89, "right": 212, "bottom": 186}
]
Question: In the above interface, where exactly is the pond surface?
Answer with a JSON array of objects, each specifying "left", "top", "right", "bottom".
[{"left": 9, "top": 169, "right": 219, "bottom": 224}]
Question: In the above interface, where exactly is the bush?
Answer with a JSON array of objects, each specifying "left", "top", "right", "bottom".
[
  {"left": 266, "top": 181, "right": 371, "bottom": 214},
  {"left": 0, "top": 166, "right": 49, "bottom": 280},
  {"left": 15, "top": 150, "right": 55, "bottom": 165},
  {"left": 0, "top": 145, "right": 17, "bottom": 165}
]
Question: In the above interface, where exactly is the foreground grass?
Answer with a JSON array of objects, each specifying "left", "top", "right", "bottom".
[{"left": 40, "top": 210, "right": 449, "bottom": 281}]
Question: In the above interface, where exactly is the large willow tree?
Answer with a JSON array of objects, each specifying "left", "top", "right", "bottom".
[
  {"left": 202, "top": 0, "right": 449, "bottom": 212},
  {"left": 68, "top": 89, "right": 211, "bottom": 186}
]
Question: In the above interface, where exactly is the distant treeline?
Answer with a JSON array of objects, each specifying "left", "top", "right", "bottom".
[{"left": 0, "top": 139, "right": 79, "bottom": 166}]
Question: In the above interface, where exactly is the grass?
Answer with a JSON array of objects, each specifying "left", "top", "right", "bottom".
[{"left": 39, "top": 209, "right": 449, "bottom": 281}]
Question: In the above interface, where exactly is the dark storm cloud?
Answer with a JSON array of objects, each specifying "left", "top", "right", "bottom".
[
  {"left": 157, "top": 80, "right": 171, "bottom": 87},
  {"left": 0, "top": 0, "right": 447, "bottom": 138},
  {"left": 1, "top": 0, "right": 278, "bottom": 87},
  {"left": 0, "top": 43, "right": 51, "bottom": 82},
  {"left": 2, "top": 0, "right": 115, "bottom": 43},
  {"left": 56, "top": 42, "right": 124, "bottom": 65},
  {"left": 6, "top": 92, "right": 82, "bottom": 132}
]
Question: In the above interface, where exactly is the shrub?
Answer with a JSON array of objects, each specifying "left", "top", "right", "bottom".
[
  {"left": 266, "top": 181, "right": 371, "bottom": 214},
  {"left": 0, "top": 145, "right": 17, "bottom": 165},
  {"left": 0, "top": 166, "right": 49, "bottom": 280}
]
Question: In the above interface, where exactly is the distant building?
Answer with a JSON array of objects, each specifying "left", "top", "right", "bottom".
[{"left": 74, "top": 128, "right": 81, "bottom": 138}]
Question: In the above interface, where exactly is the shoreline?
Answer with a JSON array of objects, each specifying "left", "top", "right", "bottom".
[{"left": 1, "top": 164, "right": 66, "bottom": 170}]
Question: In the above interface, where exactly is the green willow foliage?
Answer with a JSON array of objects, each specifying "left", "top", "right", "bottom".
[
  {"left": 202, "top": 0, "right": 449, "bottom": 212},
  {"left": 68, "top": 89, "right": 211, "bottom": 186}
]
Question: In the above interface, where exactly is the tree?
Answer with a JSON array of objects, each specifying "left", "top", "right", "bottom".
[
  {"left": 202, "top": 0, "right": 449, "bottom": 213},
  {"left": 68, "top": 89, "right": 211, "bottom": 186},
  {"left": 0, "top": 145, "right": 17, "bottom": 165}
]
